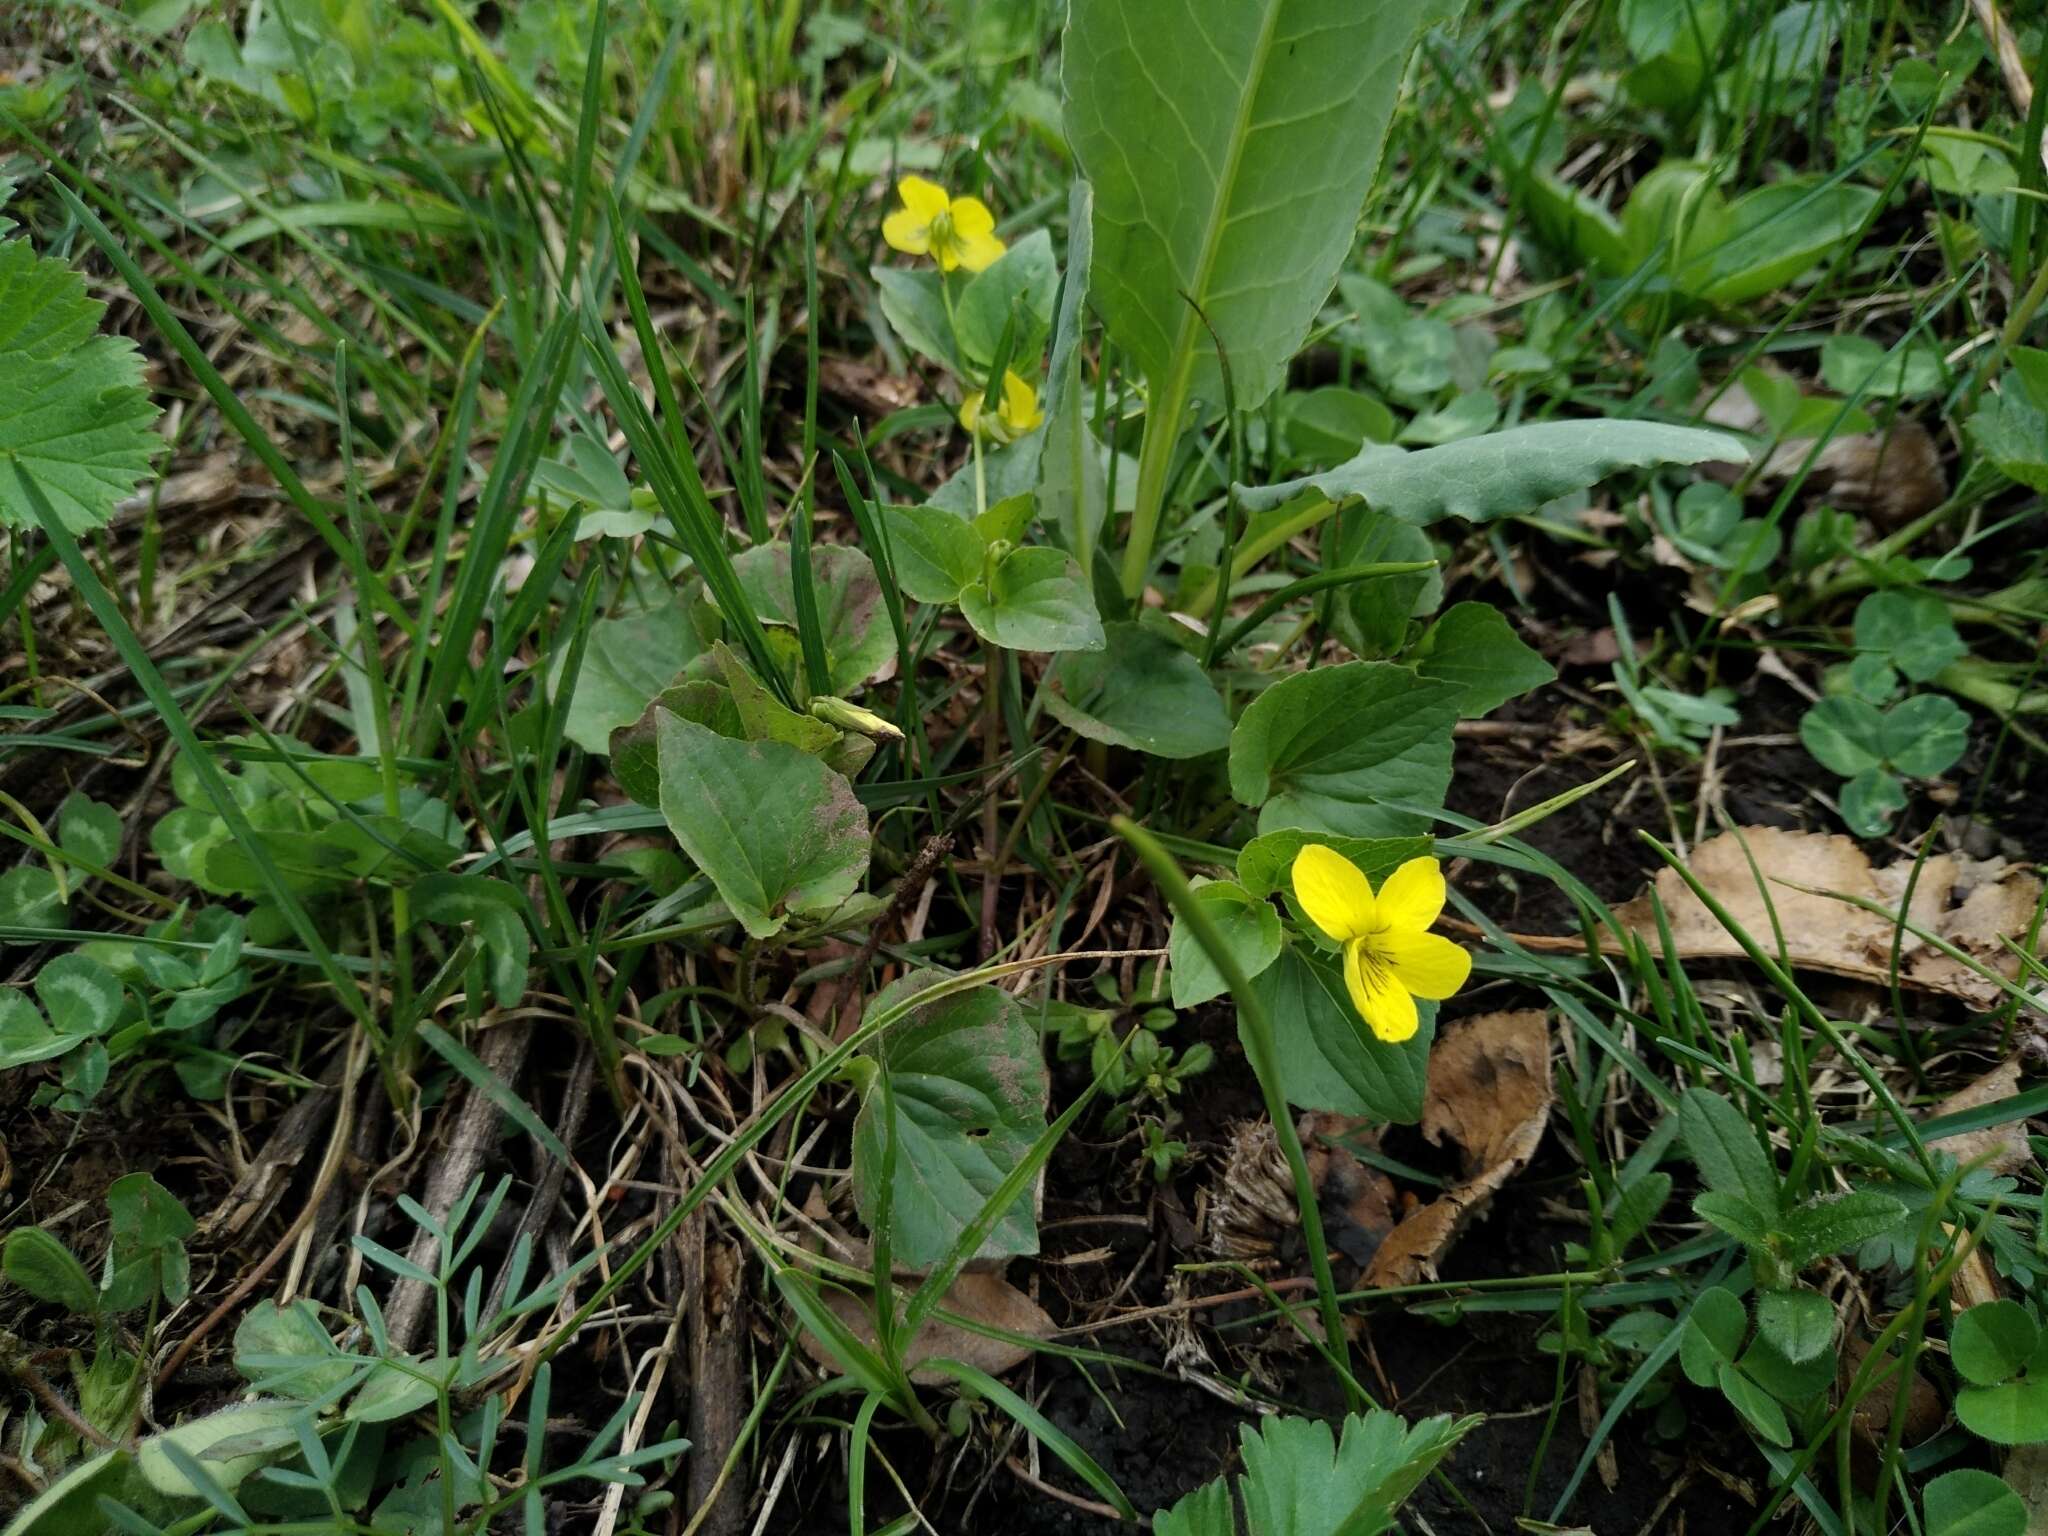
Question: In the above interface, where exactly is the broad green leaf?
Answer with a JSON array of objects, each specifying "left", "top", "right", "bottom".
[
  {"left": 872, "top": 264, "right": 961, "bottom": 372},
  {"left": 1690, "top": 1190, "right": 1775, "bottom": 1251},
  {"left": 137, "top": 1402, "right": 301, "bottom": 1498},
  {"left": 732, "top": 542, "right": 894, "bottom": 695},
  {"left": 960, "top": 545, "right": 1105, "bottom": 653},
  {"left": 1803, "top": 694, "right": 1887, "bottom": 770},
  {"left": 1821, "top": 334, "right": 1947, "bottom": 399},
  {"left": 1957, "top": 1379, "right": 2048, "bottom": 1446},
  {"left": 2, "top": 1227, "right": 97, "bottom": 1314},
  {"left": 655, "top": 713, "right": 869, "bottom": 938},
  {"left": 1154, "top": 1408, "right": 1476, "bottom": 1536},
  {"left": 608, "top": 679, "right": 742, "bottom": 807},
  {"left": 1235, "top": 831, "right": 1431, "bottom": 902},
  {"left": 1228, "top": 662, "right": 1460, "bottom": 837},
  {"left": 1854, "top": 590, "right": 1965, "bottom": 683},
  {"left": 1286, "top": 388, "right": 1398, "bottom": 467},
  {"left": 57, "top": 792, "right": 122, "bottom": 867},
  {"left": 346, "top": 1357, "right": 450, "bottom": 1423},
  {"left": 1617, "top": 0, "right": 1727, "bottom": 107},
  {"left": 413, "top": 873, "right": 532, "bottom": 1008},
  {"left": 550, "top": 589, "right": 714, "bottom": 754},
  {"left": 1622, "top": 160, "right": 1735, "bottom": 273},
  {"left": 107, "top": 1171, "right": 195, "bottom": 1312},
  {"left": 1168, "top": 881, "right": 1283, "bottom": 1008},
  {"left": 1882, "top": 694, "right": 1970, "bottom": 777},
  {"left": 0, "top": 1448, "right": 132, "bottom": 1536},
  {"left": 852, "top": 971, "right": 1049, "bottom": 1265},
  {"left": 1237, "top": 420, "right": 1747, "bottom": 524},
  {"left": 0, "top": 987, "right": 73, "bottom": 1069},
  {"left": 34, "top": 952, "right": 124, "bottom": 1040},
  {"left": 929, "top": 433, "right": 1046, "bottom": 515},
  {"left": 1678, "top": 1089, "right": 1780, "bottom": 1215},
  {"left": 712, "top": 642, "right": 840, "bottom": 754},
  {"left": 1252, "top": 944, "right": 1430, "bottom": 1122},
  {"left": 973, "top": 492, "right": 1037, "bottom": 549},
  {"left": 535, "top": 429, "right": 634, "bottom": 512},
  {"left": 0, "top": 237, "right": 162, "bottom": 532},
  {"left": 1753, "top": 1288, "right": 1834, "bottom": 1364},
  {"left": 1740, "top": 1325, "right": 1833, "bottom": 1403},
  {"left": 1607, "top": 1170, "right": 1671, "bottom": 1250},
  {"left": 0, "top": 865, "right": 63, "bottom": 927},
  {"left": 1776, "top": 1188, "right": 1908, "bottom": 1268},
  {"left": 954, "top": 229, "right": 1058, "bottom": 371},
  {"left": 1520, "top": 173, "right": 1633, "bottom": 276},
  {"left": 1676, "top": 179, "right": 1878, "bottom": 306},
  {"left": 1923, "top": 1469, "right": 2028, "bottom": 1536},
  {"left": 1328, "top": 508, "right": 1440, "bottom": 659},
  {"left": 1971, "top": 364, "right": 2048, "bottom": 491},
  {"left": 533, "top": 433, "right": 656, "bottom": 539},
  {"left": 233, "top": 1299, "right": 360, "bottom": 1399},
  {"left": 1411, "top": 602, "right": 1555, "bottom": 718},
  {"left": 882, "top": 502, "right": 985, "bottom": 604},
  {"left": 1843, "top": 770, "right": 1900, "bottom": 843},
  {"left": 1952, "top": 1300, "right": 2039, "bottom": 1387},
  {"left": 1043, "top": 622, "right": 1230, "bottom": 758},
  {"left": 1716, "top": 1360, "right": 1792, "bottom": 1446},
  {"left": 1064, "top": 0, "right": 1461, "bottom": 414}
]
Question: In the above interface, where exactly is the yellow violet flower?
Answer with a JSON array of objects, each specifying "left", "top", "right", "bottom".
[
  {"left": 959, "top": 370, "right": 1045, "bottom": 443},
  {"left": 1290, "top": 844, "right": 1470, "bottom": 1044},
  {"left": 882, "top": 175, "right": 1005, "bottom": 273}
]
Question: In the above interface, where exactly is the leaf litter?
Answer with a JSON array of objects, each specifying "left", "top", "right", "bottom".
[{"left": 1605, "top": 828, "right": 2048, "bottom": 1009}]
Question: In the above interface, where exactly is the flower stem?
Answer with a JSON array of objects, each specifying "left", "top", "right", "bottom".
[
  {"left": 1118, "top": 368, "right": 1188, "bottom": 601},
  {"left": 1111, "top": 816, "right": 1362, "bottom": 1410}
]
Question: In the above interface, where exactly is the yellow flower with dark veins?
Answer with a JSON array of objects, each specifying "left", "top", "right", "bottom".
[
  {"left": 958, "top": 370, "right": 1045, "bottom": 443},
  {"left": 1290, "top": 844, "right": 1470, "bottom": 1044},
  {"left": 882, "top": 176, "right": 1005, "bottom": 273}
]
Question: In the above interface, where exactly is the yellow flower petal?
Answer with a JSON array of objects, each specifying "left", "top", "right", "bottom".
[
  {"left": 1376, "top": 856, "right": 1447, "bottom": 932},
  {"left": 958, "top": 394, "right": 982, "bottom": 434},
  {"left": 1001, "top": 371, "right": 1042, "bottom": 433},
  {"left": 1292, "top": 844, "right": 1375, "bottom": 943},
  {"left": 953, "top": 228, "right": 1007, "bottom": 273},
  {"left": 1345, "top": 940, "right": 1418, "bottom": 1042},
  {"left": 881, "top": 207, "right": 931, "bottom": 255},
  {"left": 896, "top": 176, "right": 951, "bottom": 221},
  {"left": 1381, "top": 930, "right": 1470, "bottom": 1001},
  {"left": 947, "top": 195, "right": 995, "bottom": 237}
]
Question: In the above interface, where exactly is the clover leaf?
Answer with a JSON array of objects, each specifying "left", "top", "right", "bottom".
[{"left": 1952, "top": 1300, "right": 2048, "bottom": 1445}]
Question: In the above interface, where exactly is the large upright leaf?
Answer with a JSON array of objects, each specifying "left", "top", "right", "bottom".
[
  {"left": 1037, "top": 181, "right": 1108, "bottom": 565},
  {"left": 1237, "top": 420, "right": 1747, "bottom": 523},
  {"left": 1064, "top": 0, "right": 1460, "bottom": 413},
  {"left": 851, "top": 971, "right": 1050, "bottom": 1266},
  {"left": 655, "top": 713, "right": 869, "bottom": 938},
  {"left": 0, "top": 238, "right": 162, "bottom": 532},
  {"left": 1229, "top": 661, "right": 1460, "bottom": 836}
]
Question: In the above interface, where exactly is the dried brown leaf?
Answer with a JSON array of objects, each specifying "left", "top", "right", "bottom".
[
  {"left": 1367, "top": 1010, "right": 1553, "bottom": 1287},
  {"left": 1931, "top": 1057, "right": 2035, "bottom": 1177},
  {"left": 1755, "top": 420, "right": 1947, "bottom": 529},
  {"left": 806, "top": 1268, "right": 1055, "bottom": 1384},
  {"left": 1611, "top": 828, "right": 2045, "bottom": 1009}
]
